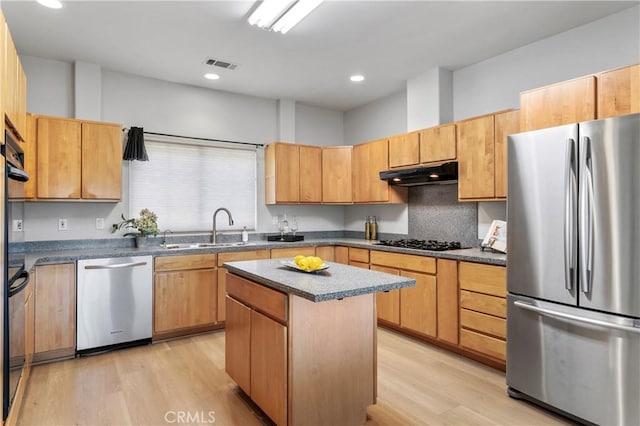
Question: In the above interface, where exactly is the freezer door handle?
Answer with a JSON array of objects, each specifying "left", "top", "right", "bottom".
[
  {"left": 84, "top": 261, "right": 148, "bottom": 270},
  {"left": 579, "top": 136, "right": 595, "bottom": 294},
  {"left": 564, "top": 138, "right": 577, "bottom": 291},
  {"left": 514, "top": 300, "right": 640, "bottom": 334}
]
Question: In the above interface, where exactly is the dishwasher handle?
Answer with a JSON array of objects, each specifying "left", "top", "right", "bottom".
[{"left": 84, "top": 261, "right": 148, "bottom": 270}]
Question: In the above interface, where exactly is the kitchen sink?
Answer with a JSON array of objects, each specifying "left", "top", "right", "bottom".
[{"left": 163, "top": 242, "right": 255, "bottom": 249}]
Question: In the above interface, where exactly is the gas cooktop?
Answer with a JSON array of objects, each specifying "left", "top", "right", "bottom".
[{"left": 375, "top": 239, "right": 466, "bottom": 251}]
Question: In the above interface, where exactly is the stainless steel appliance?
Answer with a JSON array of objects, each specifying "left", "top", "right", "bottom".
[
  {"left": 506, "top": 113, "right": 640, "bottom": 425},
  {"left": 379, "top": 161, "right": 458, "bottom": 186},
  {"left": 376, "top": 239, "right": 464, "bottom": 251},
  {"left": 76, "top": 256, "right": 153, "bottom": 353},
  {"left": 2, "top": 129, "right": 29, "bottom": 420}
]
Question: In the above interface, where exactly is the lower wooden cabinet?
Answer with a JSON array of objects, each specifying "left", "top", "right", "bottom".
[
  {"left": 225, "top": 296, "right": 251, "bottom": 393},
  {"left": 371, "top": 265, "right": 400, "bottom": 325},
  {"left": 216, "top": 249, "right": 270, "bottom": 322},
  {"left": 436, "top": 259, "right": 459, "bottom": 345},
  {"left": 270, "top": 246, "right": 315, "bottom": 259},
  {"left": 458, "top": 262, "right": 507, "bottom": 363},
  {"left": 153, "top": 254, "right": 218, "bottom": 339},
  {"left": 34, "top": 263, "right": 76, "bottom": 362}
]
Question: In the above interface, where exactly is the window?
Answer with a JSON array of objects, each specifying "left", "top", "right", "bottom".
[{"left": 129, "top": 135, "right": 257, "bottom": 233}]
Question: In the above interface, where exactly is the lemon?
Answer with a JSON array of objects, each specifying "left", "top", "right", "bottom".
[
  {"left": 296, "top": 257, "right": 310, "bottom": 270},
  {"left": 294, "top": 255, "right": 306, "bottom": 265},
  {"left": 308, "top": 256, "right": 323, "bottom": 270}
]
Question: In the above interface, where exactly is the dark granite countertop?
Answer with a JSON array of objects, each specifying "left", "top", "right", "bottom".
[
  {"left": 224, "top": 258, "right": 415, "bottom": 302},
  {"left": 19, "top": 238, "right": 506, "bottom": 272}
]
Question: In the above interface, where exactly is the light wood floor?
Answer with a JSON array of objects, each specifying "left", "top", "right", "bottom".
[{"left": 18, "top": 328, "right": 572, "bottom": 425}]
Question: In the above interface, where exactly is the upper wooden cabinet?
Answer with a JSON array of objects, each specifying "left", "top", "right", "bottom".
[
  {"left": 322, "top": 146, "right": 352, "bottom": 203},
  {"left": 597, "top": 64, "right": 640, "bottom": 119},
  {"left": 1, "top": 11, "right": 5, "bottom": 139},
  {"left": 265, "top": 142, "right": 322, "bottom": 204},
  {"left": 3, "top": 17, "right": 27, "bottom": 141},
  {"left": 457, "top": 110, "right": 519, "bottom": 201},
  {"left": 353, "top": 139, "right": 407, "bottom": 204},
  {"left": 33, "top": 115, "right": 122, "bottom": 201},
  {"left": 419, "top": 123, "right": 456, "bottom": 163},
  {"left": 37, "top": 117, "right": 82, "bottom": 199},
  {"left": 24, "top": 113, "right": 37, "bottom": 199},
  {"left": 388, "top": 132, "right": 419, "bottom": 168},
  {"left": 520, "top": 75, "right": 596, "bottom": 132}
]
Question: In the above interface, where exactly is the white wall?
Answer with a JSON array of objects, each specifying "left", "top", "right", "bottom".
[
  {"left": 295, "top": 103, "right": 344, "bottom": 146},
  {"left": 343, "top": 90, "right": 406, "bottom": 146},
  {"left": 23, "top": 61, "right": 346, "bottom": 240},
  {"left": 22, "top": 56, "right": 73, "bottom": 117}
]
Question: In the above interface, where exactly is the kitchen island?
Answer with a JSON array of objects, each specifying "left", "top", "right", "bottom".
[{"left": 223, "top": 259, "right": 415, "bottom": 426}]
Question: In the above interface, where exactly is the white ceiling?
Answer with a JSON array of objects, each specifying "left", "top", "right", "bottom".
[{"left": 3, "top": 0, "right": 637, "bottom": 111}]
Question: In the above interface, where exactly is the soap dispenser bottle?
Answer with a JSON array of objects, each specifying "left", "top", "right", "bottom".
[{"left": 370, "top": 216, "right": 378, "bottom": 240}]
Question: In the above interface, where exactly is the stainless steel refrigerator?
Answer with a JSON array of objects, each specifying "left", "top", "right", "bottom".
[{"left": 506, "top": 113, "right": 640, "bottom": 425}]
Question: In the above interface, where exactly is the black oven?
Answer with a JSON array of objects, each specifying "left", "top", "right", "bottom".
[{"left": 2, "top": 128, "right": 29, "bottom": 420}]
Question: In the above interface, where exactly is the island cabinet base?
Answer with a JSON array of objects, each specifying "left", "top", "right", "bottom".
[{"left": 225, "top": 273, "right": 376, "bottom": 426}]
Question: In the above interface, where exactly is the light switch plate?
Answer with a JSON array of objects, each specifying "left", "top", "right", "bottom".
[
  {"left": 12, "top": 220, "right": 23, "bottom": 232},
  {"left": 58, "top": 218, "right": 68, "bottom": 231}
]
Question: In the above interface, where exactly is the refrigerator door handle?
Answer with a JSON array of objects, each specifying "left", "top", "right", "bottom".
[
  {"left": 564, "top": 138, "right": 577, "bottom": 290},
  {"left": 514, "top": 301, "right": 640, "bottom": 334},
  {"left": 580, "top": 136, "right": 595, "bottom": 294}
]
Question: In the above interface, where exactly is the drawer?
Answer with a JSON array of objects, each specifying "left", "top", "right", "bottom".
[
  {"left": 226, "top": 273, "right": 287, "bottom": 323},
  {"left": 348, "top": 247, "right": 369, "bottom": 263},
  {"left": 370, "top": 251, "right": 436, "bottom": 274},
  {"left": 155, "top": 254, "right": 217, "bottom": 272},
  {"left": 459, "top": 262, "right": 506, "bottom": 297},
  {"left": 460, "top": 309, "right": 506, "bottom": 339},
  {"left": 217, "top": 249, "right": 270, "bottom": 267},
  {"left": 348, "top": 260, "right": 369, "bottom": 269},
  {"left": 270, "top": 246, "right": 315, "bottom": 259},
  {"left": 460, "top": 328, "right": 506, "bottom": 361},
  {"left": 315, "top": 246, "right": 335, "bottom": 262},
  {"left": 460, "top": 290, "right": 506, "bottom": 318}
]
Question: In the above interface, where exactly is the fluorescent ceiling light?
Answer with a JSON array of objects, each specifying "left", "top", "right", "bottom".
[
  {"left": 350, "top": 75, "right": 365, "bottom": 82},
  {"left": 204, "top": 73, "right": 220, "bottom": 80},
  {"left": 37, "top": 0, "right": 63, "bottom": 9},
  {"left": 248, "top": 0, "right": 323, "bottom": 34}
]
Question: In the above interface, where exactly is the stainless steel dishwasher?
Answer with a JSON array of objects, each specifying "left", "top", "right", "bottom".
[{"left": 77, "top": 256, "right": 153, "bottom": 353}]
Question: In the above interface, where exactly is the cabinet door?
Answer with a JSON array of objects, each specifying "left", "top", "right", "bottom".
[
  {"left": 34, "top": 263, "right": 76, "bottom": 354},
  {"left": 24, "top": 114, "right": 37, "bottom": 199},
  {"left": 270, "top": 246, "right": 315, "bottom": 259},
  {"left": 436, "top": 259, "right": 458, "bottom": 344},
  {"left": 493, "top": 110, "right": 520, "bottom": 199},
  {"left": 153, "top": 269, "right": 217, "bottom": 334},
  {"left": 389, "top": 132, "right": 419, "bottom": 168},
  {"left": 520, "top": 75, "right": 596, "bottom": 132},
  {"left": 16, "top": 63, "right": 27, "bottom": 140},
  {"left": 250, "top": 310, "right": 287, "bottom": 426},
  {"left": 36, "top": 117, "right": 82, "bottom": 199},
  {"left": 4, "top": 26, "right": 18, "bottom": 136},
  {"left": 24, "top": 284, "right": 35, "bottom": 378},
  {"left": 322, "top": 146, "right": 352, "bottom": 203},
  {"left": 299, "top": 145, "right": 322, "bottom": 203},
  {"left": 265, "top": 143, "right": 299, "bottom": 204},
  {"left": 457, "top": 115, "right": 495, "bottom": 200},
  {"left": 334, "top": 246, "right": 349, "bottom": 264},
  {"left": 225, "top": 296, "right": 251, "bottom": 394},
  {"left": 217, "top": 249, "right": 270, "bottom": 322},
  {"left": 419, "top": 123, "right": 456, "bottom": 163},
  {"left": 81, "top": 122, "right": 122, "bottom": 200},
  {"left": 314, "top": 246, "right": 334, "bottom": 262},
  {"left": 371, "top": 265, "right": 400, "bottom": 325},
  {"left": 353, "top": 139, "right": 389, "bottom": 203},
  {"left": 597, "top": 64, "right": 640, "bottom": 119},
  {"left": 400, "top": 271, "right": 436, "bottom": 337},
  {"left": 0, "top": 12, "right": 5, "bottom": 139}
]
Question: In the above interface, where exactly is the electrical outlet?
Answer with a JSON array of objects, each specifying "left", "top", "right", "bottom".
[
  {"left": 96, "top": 218, "right": 105, "bottom": 230},
  {"left": 58, "top": 218, "right": 68, "bottom": 231},
  {"left": 13, "top": 220, "right": 23, "bottom": 232}
]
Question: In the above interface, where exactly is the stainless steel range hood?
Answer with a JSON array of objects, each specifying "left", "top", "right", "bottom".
[{"left": 379, "top": 161, "right": 458, "bottom": 186}]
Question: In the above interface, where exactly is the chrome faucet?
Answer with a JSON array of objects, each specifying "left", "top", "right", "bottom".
[
  {"left": 212, "top": 208, "right": 234, "bottom": 244},
  {"left": 161, "top": 229, "right": 173, "bottom": 248}
]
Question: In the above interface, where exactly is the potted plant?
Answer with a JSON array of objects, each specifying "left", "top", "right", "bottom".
[{"left": 111, "top": 208, "right": 159, "bottom": 247}]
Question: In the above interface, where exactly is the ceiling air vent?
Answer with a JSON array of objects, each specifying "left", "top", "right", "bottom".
[{"left": 203, "top": 57, "right": 238, "bottom": 70}]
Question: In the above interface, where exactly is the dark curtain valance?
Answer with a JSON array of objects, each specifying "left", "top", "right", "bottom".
[{"left": 123, "top": 126, "right": 149, "bottom": 161}]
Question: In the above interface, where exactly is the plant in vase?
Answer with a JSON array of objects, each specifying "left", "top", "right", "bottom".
[{"left": 111, "top": 209, "right": 159, "bottom": 246}]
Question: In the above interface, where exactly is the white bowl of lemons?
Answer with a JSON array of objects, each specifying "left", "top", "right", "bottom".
[{"left": 281, "top": 255, "right": 329, "bottom": 273}]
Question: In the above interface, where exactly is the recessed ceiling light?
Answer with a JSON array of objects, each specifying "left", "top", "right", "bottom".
[
  {"left": 350, "top": 75, "right": 365, "bottom": 83},
  {"left": 37, "top": 0, "right": 63, "bottom": 9},
  {"left": 204, "top": 73, "right": 220, "bottom": 80}
]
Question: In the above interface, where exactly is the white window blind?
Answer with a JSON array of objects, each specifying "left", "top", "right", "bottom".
[{"left": 129, "top": 136, "right": 257, "bottom": 233}]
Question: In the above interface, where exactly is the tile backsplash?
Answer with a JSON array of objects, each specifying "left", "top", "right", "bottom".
[{"left": 408, "top": 184, "right": 478, "bottom": 247}]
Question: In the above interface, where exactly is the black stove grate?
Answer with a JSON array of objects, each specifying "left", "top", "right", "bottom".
[{"left": 375, "top": 239, "right": 464, "bottom": 251}]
